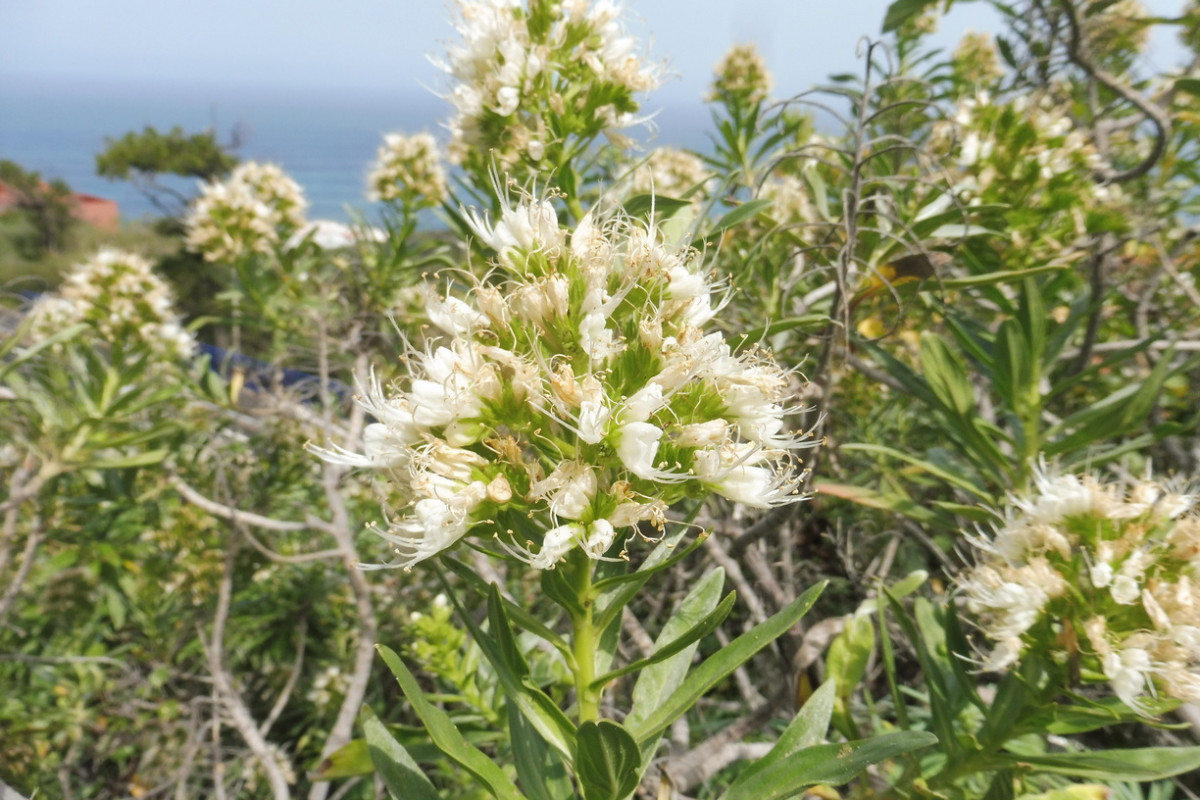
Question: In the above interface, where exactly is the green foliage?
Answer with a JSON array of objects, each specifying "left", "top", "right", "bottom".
[
  {"left": 95, "top": 125, "right": 238, "bottom": 217},
  {"left": 0, "top": 158, "right": 76, "bottom": 257},
  {"left": 5, "top": 1, "right": 1200, "bottom": 798}
]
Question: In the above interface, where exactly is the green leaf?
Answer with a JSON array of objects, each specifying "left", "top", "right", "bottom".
[
  {"left": 884, "top": 594, "right": 959, "bottom": 758},
  {"left": 592, "top": 590, "right": 735, "bottom": 688},
  {"left": 839, "top": 443, "right": 988, "bottom": 499},
  {"left": 1044, "top": 350, "right": 1187, "bottom": 456},
  {"left": 362, "top": 706, "right": 441, "bottom": 800},
  {"left": 1174, "top": 77, "right": 1200, "bottom": 99},
  {"left": 708, "top": 198, "right": 774, "bottom": 234},
  {"left": 623, "top": 194, "right": 692, "bottom": 221},
  {"left": 311, "top": 738, "right": 373, "bottom": 780},
  {"left": 576, "top": 720, "right": 642, "bottom": 800},
  {"left": 0, "top": 322, "right": 90, "bottom": 380},
  {"left": 1037, "top": 696, "right": 1177, "bottom": 735},
  {"left": 882, "top": 0, "right": 939, "bottom": 31},
  {"left": 508, "top": 703, "right": 572, "bottom": 800},
  {"left": 920, "top": 333, "right": 975, "bottom": 417},
  {"left": 725, "top": 680, "right": 838, "bottom": 794},
  {"left": 728, "top": 315, "right": 828, "bottom": 352},
  {"left": 720, "top": 731, "right": 938, "bottom": 800},
  {"left": 592, "top": 526, "right": 703, "bottom": 631},
  {"left": 441, "top": 557, "right": 571, "bottom": 658},
  {"left": 826, "top": 614, "right": 875, "bottom": 702},
  {"left": 1005, "top": 746, "right": 1200, "bottom": 781},
  {"left": 89, "top": 449, "right": 170, "bottom": 470},
  {"left": 376, "top": 645, "right": 524, "bottom": 800},
  {"left": 627, "top": 568, "right": 725, "bottom": 755},
  {"left": 940, "top": 265, "right": 1065, "bottom": 289},
  {"left": 814, "top": 482, "right": 953, "bottom": 528},
  {"left": 467, "top": 585, "right": 578, "bottom": 760},
  {"left": 627, "top": 582, "right": 824, "bottom": 744}
]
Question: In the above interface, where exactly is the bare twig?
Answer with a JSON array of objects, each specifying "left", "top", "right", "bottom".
[
  {"left": 0, "top": 516, "right": 42, "bottom": 626},
  {"left": 1059, "top": 0, "right": 1171, "bottom": 183},
  {"left": 260, "top": 617, "right": 308, "bottom": 738},
  {"left": 171, "top": 477, "right": 312, "bottom": 533},
  {"left": 202, "top": 532, "right": 293, "bottom": 800},
  {"left": 308, "top": 348, "right": 378, "bottom": 800},
  {"left": 658, "top": 685, "right": 791, "bottom": 793}
]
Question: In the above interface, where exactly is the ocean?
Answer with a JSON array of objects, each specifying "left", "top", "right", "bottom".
[{"left": 0, "top": 76, "right": 713, "bottom": 223}]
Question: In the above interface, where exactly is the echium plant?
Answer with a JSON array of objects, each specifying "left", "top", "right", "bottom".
[
  {"left": 437, "top": 0, "right": 661, "bottom": 213},
  {"left": 184, "top": 160, "right": 308, "bottom": 264},
  {"left": 312, "top": 190, "right": 811, "bottom": 574},
  {"left": 26, "top": 247, "right": 196, "bottom": 362},
  {"left": 963, "top": 465, "right": 1200, "bottom": 712},
  {"left": 367, "top": 132, "right": 449, "bottom": 211},
  {"left": 310, "top": 190, "right": 936, "bottom": 798}
]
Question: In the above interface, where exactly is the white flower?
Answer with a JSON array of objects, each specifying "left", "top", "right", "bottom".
[
  {"left": 531, "top": 524, "right": 582, "bottom": 570},
  {"left": 1111, "top": 574, "right": 1140, "bottom": 605},
  {"left": 367, "top": 132, "right": 447, "bottom": 204},
  {"left": 617, "top": 422, "right": 664, "bottom": 480},
  {"left": 693, "top": 444, "right": 799, "bottom": 508},
  {"left": 27, "top": 248, "right": 195, "bottom": 361},
  {"left": 1104, "top": 648, "right": 1155, "bottom": 711},
  {"left": 584, "top": 519, "right": 616, "bottom": 558},
  {"left": 466, "top": 196, "right": 565, "bottom": 267},
  {"left": 530, "top": 461, "right": 597, "bottom": 520},
  {"left": 428, "top": 290, "right": 489, "bottom": 336},
  {"left": 379, "top": 497, "right": 477, "bottom": 570}
]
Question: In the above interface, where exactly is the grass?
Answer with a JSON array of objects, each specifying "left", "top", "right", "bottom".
[{"left": 0, "top": 212, "right": 179, "bottom": 298}]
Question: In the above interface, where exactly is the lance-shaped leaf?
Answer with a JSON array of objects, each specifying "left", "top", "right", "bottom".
[
  {"left": 721, "top": 731, "right": 938, "bottom": 800},
  {"left": 1003, "top": 746, "right": 1200, "bottom": 782},
  {"left": 376, "top": 645, "right": 523, "bottom": 800},
  {"left": 362, "top": 706, "right": 441, "bottom": 800},
  {"left": 627, "top": 581, "right": 825, "bottom": 745},
  {"left": 626, "top": 568, "right": 725, "bottom": 743},
  {"left": 508, "top": 703, "right": 573, "bottom": 800},
  {"left": 591, "top": 589, "right": 736, "bottom": 689},
  {"left": 724, "top": 679, "right": 837, "bottom": 795}
]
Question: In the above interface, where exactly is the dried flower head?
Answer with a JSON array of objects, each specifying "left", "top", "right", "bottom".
[
  {"left": 310, "top": 191, "right": 814, "bottom": 570},
  {"left": 961, "top": 463, "right": 1200, "bottom": 713}
]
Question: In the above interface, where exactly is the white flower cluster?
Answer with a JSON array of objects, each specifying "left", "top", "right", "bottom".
[
  {"left": 935, "top": 92, "right": 1109, "bottom": 193},
  {"left": 630, "top": 147, "right": 712, "bottom": 199},
  {"left": 366, "top": 132, "right": 448, "bottom": 207},
  {"left": 185, "top": 162, "right": 308, "bottom": 263},
  {"left": 311, "top": 193, "right": 812, "bottom": 570},
  {"left": 438, "top": 0, "right": 661, "bottom": 171},
  {"left": 27, "top": 248, "right": 195, "bottom": 360},
  {"left": 306, "top": 665, "right": 348, "bottom": 710},
  {"left": 961, "top": 466, "right": 1200, "bottom": 713}
]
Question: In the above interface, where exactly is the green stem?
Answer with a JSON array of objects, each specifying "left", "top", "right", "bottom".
[{"left": 569, "top": 554, "right": 600, "bottom": 723}]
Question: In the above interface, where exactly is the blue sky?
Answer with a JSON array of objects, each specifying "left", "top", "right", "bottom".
[{"left": 1, "top": 1, "right": 1018, "bottom": 103}]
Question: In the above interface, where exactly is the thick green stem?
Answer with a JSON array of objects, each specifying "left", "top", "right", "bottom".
[{"left": 569, "top": 555, "right": 600, "bottom": 723}]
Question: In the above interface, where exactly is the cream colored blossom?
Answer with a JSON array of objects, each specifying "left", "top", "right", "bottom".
[
  {"left": 185, "top": 161, "right": 307, "bottom": 262},
  {"left": 367, "top": 132, "right": 448, "bottom": 206},
  {"left": 309, "top": 191, "right": 814, "bottom": 570},
  {"left": 962, "top": 463, "right": 1200, "bottom": 714},
  {"left": 27, "top": 248, "right": 195, "bottom": 360}
]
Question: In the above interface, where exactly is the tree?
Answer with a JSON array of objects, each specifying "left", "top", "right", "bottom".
[
  {"left": 0, "top": 159, "right": 76, "bottom": 257},
  {"left": 95, "top": 125, "right": 239, "bottom": 218}
]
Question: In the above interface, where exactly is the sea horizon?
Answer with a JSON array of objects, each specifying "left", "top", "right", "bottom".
[{"left": 0, "top": 73, "right": 715, "bottom": 224}]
